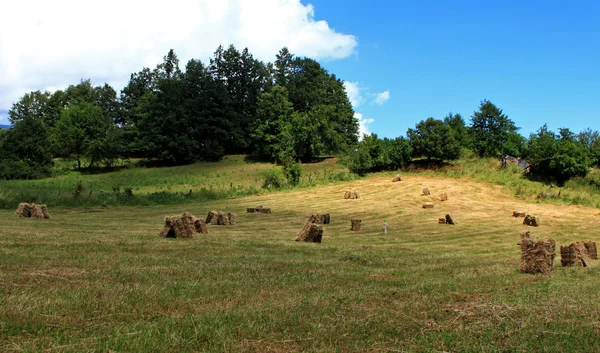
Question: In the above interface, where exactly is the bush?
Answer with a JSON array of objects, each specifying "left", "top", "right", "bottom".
[
  {"left": 261, "top": 168, "right": 286, "bottom": 189},
  {"left": 281, "top": 156, "right": 302, "bottom": 186}
]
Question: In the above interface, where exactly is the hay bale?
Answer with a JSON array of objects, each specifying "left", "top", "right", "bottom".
[
  {"left": 194, "top": 218, "right": 208, "bottom": 234},
  {"left": 206, "top": 210, "right": 218, "bottom": 224},
  {"left": 351, "top": 219, "right": 361, "bottom": 231},
  {"left": 40, "top": 205, "right": 50, "bottom": 219},
  {"left": 14, "top": 203, "right": 28, "bottom": 217},
  {"left": 422, "top": 187, "right": 431, "bottom": 196},
  {"left": 523, "top": 214, "right": 540, "bottom": 227},
  {"left": 584, "top": 241, "right": 597, "bottom": 260},
  {"left": 216, "top": 212, "right": 228, "bottom": 225},
  {"left": 247, "top": 206, "right": 272, "bottom": 213},
  {"left": 308, "top": 213, "right": 330, "bottom": 225},
  {"left": 159, "top": 213, "right": 197, "bottom": 238},
  {"left": 392, "top": 175, "right": 403, "bottom": 182},
  {"left": 296, "top": 222, "right": 323, "bottom": 243},
  {"left": 227, "top": 212, "right": 236, "bottom": 225},
  {"left": 422, "top": 202, "right": 434, "bottom": 209},
  {"left": 440, "top": 192, "right": 448, "bottom": 201},
  {"left": 561, "top": 242, "right": 591, "bottom": 267},
  {"left": 520, "top": 232, "right": 555, "bottom": 274},
  {"left": 30, "top": 204, "right": 44, "bottom": 218},
  {"left": 438, "top": 218, "right": 446, "bottom": 224},
  {"left": 513, "top": 211, "right": 527, "bottom": 217},
  {"left": 344, "top": 190, "right": 359, "bottom": 199},
  {"left": 445, "top": 214, "right": 456, "bottom": 225}
]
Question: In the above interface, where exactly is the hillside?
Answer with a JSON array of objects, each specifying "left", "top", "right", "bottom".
[{"left": 2, "top": 163, "right": 600, "bottom": 352}]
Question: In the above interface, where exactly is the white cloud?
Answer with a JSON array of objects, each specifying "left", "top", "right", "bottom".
[
  {"left": 374, "top": 90, "right": 390, "bottom": 105},
  {"left": 354, "top": 112, "right": 374, "bottom": 140},
  {"left": 0, "top": 0, "right": 357, "bottom": 123},
  {"left": 343, "top": 81, "right": 363, "bottom": 108}
]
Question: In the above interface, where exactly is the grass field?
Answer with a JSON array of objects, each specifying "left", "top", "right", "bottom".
[{"left": 2, "top": 166, "right": 600, "bottom": 352}]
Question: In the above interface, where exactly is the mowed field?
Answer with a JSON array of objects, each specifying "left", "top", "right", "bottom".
[{"left": 2, "top": 173, "right": 600, "bottom": 352}]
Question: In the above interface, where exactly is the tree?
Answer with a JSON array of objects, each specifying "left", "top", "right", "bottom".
[
  {"left": 470, "top": 100, "right": 518, "bottom": 157},
  {"left": 8, "top": 90, "right": 51, "bottom": 125},
  {"left": 525, "top": 125, "right": 590, "bottom": 184},
  {"left": 251, "top": 85, "right": 295, "bottom": 161},
  {"left": 0, "top": 116, "right": 54, "bottom": 179},
  {"left": 338, "top": 134, "right": 412, "bottom": 174},
  {"left": 53, "top": 102, "right": 118, "bottom": 169},
  {"left": 443, "top": 112, "right": 470, "bottom": 148},
  {"left": 407, "top": 118, "right": 461, "bottom": 161}
]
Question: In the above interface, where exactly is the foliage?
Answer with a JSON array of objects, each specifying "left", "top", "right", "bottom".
[
  {"left": 53, "top": 102, "right": 120, "bottom": 169},
  {"left": 339, "top": 134, "right": 412, "bottom": 174},
  {"left": 281, "top": 156, "right": 302, "bottom": 186},
  {"left": 407, "top": 117, "right": 460, "bottom": 160},
  {"left": 525, "top": 125, "right": 590, "bottom": 184},
  {"left": 470, "top": 100, "right": 518, "bottom": 157},
  {"left": 443, "top": 112, "right": 471, "bottom": 148},
  {"left": 0, "top": 117, "right": 54, "bottom": 180}
]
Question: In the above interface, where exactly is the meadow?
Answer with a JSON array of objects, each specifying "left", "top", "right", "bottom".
[{"left": 1, "top": 157, "right": 600, "bottom": 352}]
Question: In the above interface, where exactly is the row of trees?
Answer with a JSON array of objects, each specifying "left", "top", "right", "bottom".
[
  {"left": 341, "top": 100, "right": 599, "bottom": 184},
  {"left": 1, "top": 45, "right": 357, "bottom": 178}
]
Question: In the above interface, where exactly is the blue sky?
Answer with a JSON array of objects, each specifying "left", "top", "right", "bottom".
[
  {"left": 1, "top": 0, "right": 598, "bottom": 139},
  {"left": 311, "top": 0, "right": 600, "bottom": 138}
]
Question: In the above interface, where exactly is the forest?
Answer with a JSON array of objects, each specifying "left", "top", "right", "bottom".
[{"left": 1, "top": 45, "right": 599, "bottom": 185}]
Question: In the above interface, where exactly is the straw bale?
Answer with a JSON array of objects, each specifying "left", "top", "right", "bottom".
[
  {"left": 422, "top": 202, "right": 434, "bottom": 209},
  {"left": 351, "top": 219, "right": 361, "bottom": 231},
  {"left": 206, "top": 210, "right": 218, "bottom": 224},
  {"left": 523, "top": 214, "right": 540, "bottom": 227},
  {"left": 344, "top": 190, "right": 359, "bottom": 199},
  {"left": 422, "top": 187, "right": 431, "bottom": 196},
  {"left": 30, "top": 205, "right": 44, "bottom": 218},
  {"left": 227, "top": 212, "right": 236, "bottom": 225},
  {"left": 438, "top": 218, "right": 446, "bottom": 224},
  {"left": 561, "top": 242, "right": 591, "bottom": 267},
  {"left": 583, "top": 241, "right": 597, "bottom": 260},
  {"left": 440, "top": 192, "right": 448, "bottom": 201},
  {"left": 520, "top": 232, "right": 555, "bottom": 274},
  {"left": 392, "top": 175, "right": 403, "bottom": 182},
  {"left": 247, "top": 208, "right": 256, "bottom": 213},
  {"left": 445, "top": 214, "right": 456, "bottom": 225},
  {"left": 159, "top": 213, "right": 197, "bottom": 238},
  {"left": 40, "top": 205, "right": 51, "bottom": 219},
  {"left": 296, "top": 222, "right": 323, "bottom": 243},
  {"left": 308, "top": 213, "right": 330, "bottom": 225},
  {"left": 247, "top": 206, "right": 271, "bottom": 213},
  {"left": 194, "top": 218, "right": 208, "bottom": 234},
  {"left": 513, "top": 211, "right": 527, "bottom": 217},
  {"left": 14, "top": 203, "right": 27, "bottom": 217}
]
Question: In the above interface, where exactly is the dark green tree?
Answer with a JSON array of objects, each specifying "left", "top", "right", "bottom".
[
  {"left": 470, "top": 100, "right": 518, "bottom": 157},
  {"left": 525, "top": 125, "right": 590, "bottom": 184},
  {"left": 443, "top": 112, "right": 470, "bottom": 148},
  {"left": 0, "top": 117, "right": 54, "bottom": 179},
  {"left": 407, "top": 117, "right": 461, "bottom": 161},
  {"left": 8, "top": 90, "right": 51, "bottom": 125}
]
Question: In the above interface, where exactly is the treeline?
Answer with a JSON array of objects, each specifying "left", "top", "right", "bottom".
[
  {"left": 342, "top": 100, "right": 600, "bottom": 184},
  {"left": 0, "top": 45, "right": 357, "bottom": 178}
]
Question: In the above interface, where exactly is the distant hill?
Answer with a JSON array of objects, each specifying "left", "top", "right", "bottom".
[{"left": 0, "top": 124, "right": 11, "bottom": 129}]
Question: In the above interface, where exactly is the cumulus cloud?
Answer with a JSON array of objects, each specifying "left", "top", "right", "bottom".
[
  {"left": 0, "top": 0, "right": 357, "bottom": 123},
  {"left": 355, "top": 112, "right": 374, "bottom": 140},
  {"left": 374, "top": 90, "right": 390, "bottom": 105},
  {"left": 343, "top": 81, "right": 363, "bottom": 108}
]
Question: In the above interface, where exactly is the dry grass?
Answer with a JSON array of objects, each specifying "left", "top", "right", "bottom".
[{"left": 1, "top": 173, "right": 600, "bottom": 352}]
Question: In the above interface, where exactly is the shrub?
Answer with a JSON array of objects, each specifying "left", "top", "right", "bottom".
[
  {"left": 281, "top": 156, "right": 302, "bottom": 186},
  {"left": 261, "top": 168, "right": 285, "bottom": 189}
]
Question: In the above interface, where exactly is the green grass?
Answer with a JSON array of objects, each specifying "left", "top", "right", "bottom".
[
  {"left": 0, "top": 156, "right": 354, "bottom": 209},
  {"left": 2, "top": 161, "right": 600, "bottom": 352}
]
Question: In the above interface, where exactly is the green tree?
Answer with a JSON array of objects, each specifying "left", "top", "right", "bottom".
[
  {"left": 525, "top": 125, "right": 590, "bottom": 184},
  {"left": 251, "top": 86, "right": 295, "bottom": 161},
  {"left": 407, "top": 117, "right": 461, "bottom": 161},
  {"left": 0, "top": 116, "right": 54, "bottom": 179},
  {"left": 53, "top": 102, "right": 118, "bottom": 169},
  {"left": 443, "top": 112, "right": 470, "bottom": 148},
  {"left": 470, "top": 100, "right": 518, "bottom": 157},
  {"left": 8, "top": 90, "right": 51, "bottom": 125}
]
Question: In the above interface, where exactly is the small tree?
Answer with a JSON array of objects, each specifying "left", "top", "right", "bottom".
[
  {"left": 407, "top": 118, "right": 460, "bottom": 161},
  {"left": 281, "top": 156, "right": 302, "bottom": 186},
  {"left": 470, "top": 100, "right": 518, "bottom": 157}
]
